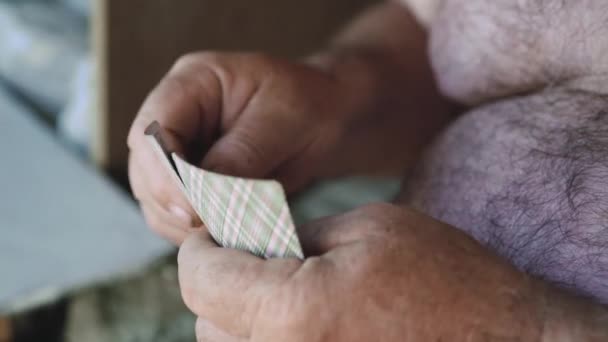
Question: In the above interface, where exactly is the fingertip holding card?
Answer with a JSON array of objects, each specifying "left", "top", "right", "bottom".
[{"left": 145, "top": 121, "right": 304, "bottom": 259}]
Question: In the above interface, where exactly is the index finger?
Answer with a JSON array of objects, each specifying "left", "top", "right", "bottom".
[
  {"left": 178, "top": 232, "right": 302, "bottom": 338},
  {"left": 127, "top": 55, "right": 222, "bottom": 154}
]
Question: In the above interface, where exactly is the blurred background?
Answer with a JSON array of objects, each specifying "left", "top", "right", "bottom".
[{"left": 0, "top": 1, "right": 401, "bottom": 341}]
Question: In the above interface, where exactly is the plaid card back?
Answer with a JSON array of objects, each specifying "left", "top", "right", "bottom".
[
  {"left": 174, "top": 157, "right": 304, "bottom": 259},
  {"left": 145, "top": 122, "right": 303, "bottom": 259}
]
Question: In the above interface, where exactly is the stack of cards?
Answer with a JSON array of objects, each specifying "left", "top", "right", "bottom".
[{"left": 145, "top": 121, "right": 304, "bottom": 259}]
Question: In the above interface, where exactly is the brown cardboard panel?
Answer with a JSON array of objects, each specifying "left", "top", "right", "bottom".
[{"left": 0, "top": 318, "right": 11, "bottom": 342}]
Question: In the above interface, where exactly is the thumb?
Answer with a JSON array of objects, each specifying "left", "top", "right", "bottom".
[
  {"left": 145, "top": 121, "right": 187, "bottom": 158},
  {"left": 201, "top": 115, "right": 293, "bottom": 178}
]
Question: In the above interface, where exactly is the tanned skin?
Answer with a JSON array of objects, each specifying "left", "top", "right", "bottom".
[{"left": 128, "top": 0, "right": 608, "bottom": 340}]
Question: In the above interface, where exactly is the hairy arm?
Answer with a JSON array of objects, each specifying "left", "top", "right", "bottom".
[
  {"left": 401, "top": 87, "right": 608, "bottom": 296},
  {"left": 416, "top": 0, "right": 608, "bottom": 300},
  {"left": 400, "top": 87, "right": 608, "bottom": 340},
  {"left": 309, "top": 1, "right": 455, "bottom": 177},
  {"left": 430, "top": 0, "right": 608, "bottom": 105},
  {"left": 398, "top": 0, "right": 608, "bottom": 339},
  {"left": 327, "top": 1, "right": 608, "bottom": 338}
]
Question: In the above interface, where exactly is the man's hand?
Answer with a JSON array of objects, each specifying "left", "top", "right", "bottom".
[
  {"left": 127, "top": 2, "right": 456, "bottom": 245},
  {"left": 127, "top": 52, "right": 361, "bottom": 244},
  {"left": 178, "top": 203, "right": 561, "bottom": 341}
]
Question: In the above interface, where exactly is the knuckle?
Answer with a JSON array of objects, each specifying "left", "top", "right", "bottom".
[
  {"left": 177, "top": 264, "right": 198, "bottom": 313},
  {"left": 177, "top": 240, "right": 208, "bottom": 315},
  {"left": 173, "top": 52, "right": 204, "bottom": 70},
  {"left": 159, "top": 74, "right": 199, "bottom": 103},
  {"left": 148, "top": 182, "right": 174, "bottom": 207},
  {"left": 176, "top": 236, "right": 197, "bottom": 269},
  {"left": 180, "top": 285, "right": 198, "bottom": 316},
  {"left": 172, "top": 51, "right": 222, "bottom": 72},
  {"left": 179, "top": 275, "right": 213, "bottom": 320}
]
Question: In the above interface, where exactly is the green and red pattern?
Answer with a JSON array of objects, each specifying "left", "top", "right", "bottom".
[
  {"left": 174, "top": 156, "right": 304, "bottom": 259},
  {"left": 145, "top": 122, "right": 303, "bottom": 259}
]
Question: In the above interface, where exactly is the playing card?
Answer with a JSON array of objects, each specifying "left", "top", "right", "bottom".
[{"left": 145, "top": 121, "right": 304, "bottom": 259}]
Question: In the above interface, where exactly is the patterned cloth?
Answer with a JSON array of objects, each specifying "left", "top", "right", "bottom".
[{"left": 145, "top": 122, "right": 304, "bottom": 259}]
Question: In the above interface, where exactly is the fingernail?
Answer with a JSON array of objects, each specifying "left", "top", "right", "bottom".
[{"left": 169, "top": 204, "right": 194, "bottom": 226}]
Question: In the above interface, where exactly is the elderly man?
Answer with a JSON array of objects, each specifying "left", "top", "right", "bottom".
[{"left": 127, "top": 0, "right": 608, "bottom": 340}]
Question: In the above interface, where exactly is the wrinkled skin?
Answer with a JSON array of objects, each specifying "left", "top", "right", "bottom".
[
  {"left": 128, "top": 53, "right": 353, "bottom": 244},
  {"left": 408, "top": 0, "right": 608, "bottom": 302},
  {"left": 128, "top": 2, "right": 451, "bottom": 245},
  {"left": 429, "top": 0, "right": 608, "bottom": 104},
  {"left": 179, "top": 204, "right": 547, "bottom": 342},
  {"left": 127, "top": 0, "right": 608, "bottom": 340}
]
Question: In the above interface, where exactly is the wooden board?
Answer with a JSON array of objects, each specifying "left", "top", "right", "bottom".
[
  {"left": 0, "top": 318, "right": 11, "bottom": 342},
  {"left": 93, "top": 0, "right": 377, "bottom": 174}
]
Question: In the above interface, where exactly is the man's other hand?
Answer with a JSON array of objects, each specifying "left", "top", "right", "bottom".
[{"left": 178, "top": 203, "right": 546, "bottom": 341}]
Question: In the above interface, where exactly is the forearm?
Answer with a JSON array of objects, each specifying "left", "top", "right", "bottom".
[
  {"left": 401, "top": 86, "right": 608, "bottom": 301},
  {"left": 308, "top": 2, "right": 456, "bottom": 177}
]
